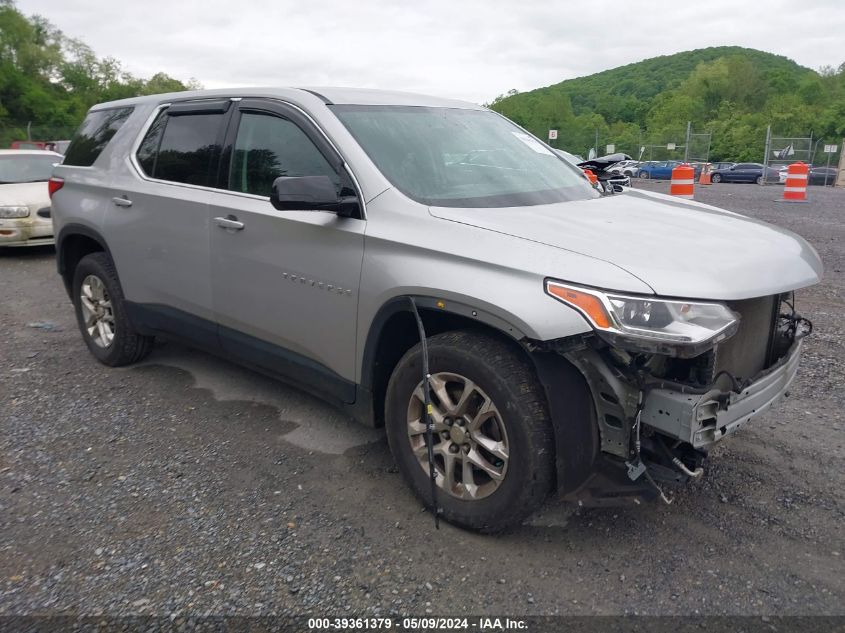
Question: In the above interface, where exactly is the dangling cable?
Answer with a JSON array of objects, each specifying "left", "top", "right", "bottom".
[{"left": 408, "top": 297, "right": 440, "bottom": 529}]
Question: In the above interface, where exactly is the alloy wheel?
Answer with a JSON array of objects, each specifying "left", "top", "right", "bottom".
[
  {"left": 80, "top": 274, "right": 115, "bottom": 348},
  {"left": 406, "top": 372, "right": 509, "bottom": 500}
]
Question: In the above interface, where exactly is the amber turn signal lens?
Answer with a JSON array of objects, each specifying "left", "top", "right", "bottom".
[{"left": 546, "top": 283, "right": 612, "bottom": 329}]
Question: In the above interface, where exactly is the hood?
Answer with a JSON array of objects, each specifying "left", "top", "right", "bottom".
[
  {"left": 578, "top": 153, "right": 631, "bottom": 171},
  {"left": 0, "top": 181, "right": 50, "bottom": 212},
  {"left": 429, "top": 188, "right": 823, "bottom": 300}
]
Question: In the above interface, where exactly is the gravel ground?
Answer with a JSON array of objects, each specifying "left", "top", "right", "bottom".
[{"left": 1, "top": 182, "right": 843, "bottom": 618}]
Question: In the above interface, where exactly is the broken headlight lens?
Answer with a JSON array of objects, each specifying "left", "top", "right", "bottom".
[
  {"left": 545, "top": 280, "right": 740, "bottom": 356},
  {"left": 0, "top": 205, "right": 30, "bottom": 218}
]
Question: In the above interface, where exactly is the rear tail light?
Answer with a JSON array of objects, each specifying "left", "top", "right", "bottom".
[{"left": 48, "top": 177, "right": 64, "bottom": 198}]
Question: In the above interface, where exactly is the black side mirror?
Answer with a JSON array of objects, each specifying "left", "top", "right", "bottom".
[{"left": 271, "top": 175, "right": 360, "bottom": 218}]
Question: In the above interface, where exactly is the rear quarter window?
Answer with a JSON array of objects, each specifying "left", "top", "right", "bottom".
[{"left": 63, "top": 107, "right": 134, "bottom": 167}]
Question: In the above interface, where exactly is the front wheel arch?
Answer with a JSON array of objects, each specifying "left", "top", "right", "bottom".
[
  {"left": 361, "top": 296, "right": 529, "bottom": 429},
  {"left": 361, "top": 296, "right": 599, "bottom": 499}
]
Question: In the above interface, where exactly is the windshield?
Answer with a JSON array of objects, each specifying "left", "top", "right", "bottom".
[
  {"left": 0, "top": 155, "right": 59, "bottom": 184},
  {"left": 331, "top": 105, "right": 596, "bottom": 208}
]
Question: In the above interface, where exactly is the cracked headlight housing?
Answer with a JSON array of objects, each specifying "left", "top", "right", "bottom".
[
  {"left": 545, "top": 280, "right": 740, "bottom": 357},
  {"left": 0, "top": 205, "right": 30, "bottom": 218}
]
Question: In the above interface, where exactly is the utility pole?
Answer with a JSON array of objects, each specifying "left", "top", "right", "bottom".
[{"left": 684, "top": 121, "right": 691, "bottom": 163}]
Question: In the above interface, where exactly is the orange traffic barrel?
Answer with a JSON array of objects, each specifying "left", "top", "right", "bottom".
[
  {"left": 699, "top": 163, "right": 712, "bottom": 185},
  {"left": 670, "top": 163, "right": 695, "bottom": 199},
  {"left": 783, "top": 162, "right": 809, "bottom": 202},
  {"left": 583, "top": 169, "right": 598, "bottom": 185}
]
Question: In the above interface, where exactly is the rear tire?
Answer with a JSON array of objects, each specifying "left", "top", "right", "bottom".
[
  {"left": 711, "top": 173, "right": 722, "bottom": 183},
  {"left": 638, "top": 171, "right": 650, "bottom": 179},
  {"left": 385, "top": 330, "right": 554, "bottom": 532},
  {"left": 755, "top": 175, "right": 763, "bottom": 185},
  {"left": 72, "top": 252, "right": 154, "bottom": 367}
]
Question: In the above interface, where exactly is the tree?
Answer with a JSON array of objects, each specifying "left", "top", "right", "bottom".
[{"left": 0, "top": 0, "right": 201, "bottom": 145}]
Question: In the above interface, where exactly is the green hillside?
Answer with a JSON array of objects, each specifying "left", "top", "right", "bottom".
[{"left": 489, "top": 46, "right": 845, "bottom": 162}]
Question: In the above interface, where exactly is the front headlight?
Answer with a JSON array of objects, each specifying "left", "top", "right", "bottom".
[
  {"left": 545, "top": 280, "right": 739, "bottom": 357},
  {"left": 0, "top": 205, "right": 30, "bottom": 218}
]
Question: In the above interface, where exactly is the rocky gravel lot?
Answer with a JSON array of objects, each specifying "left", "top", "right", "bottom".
[{"left": 1, "top": 182, "right": 843, "bottom": 619}]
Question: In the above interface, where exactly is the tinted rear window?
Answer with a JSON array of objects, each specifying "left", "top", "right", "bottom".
[
  {"left": 63, "top": 107, "right": 134, "bottom": 166},
  {"left": 140, "top": 112, "right": 223, "bottom": 186}
]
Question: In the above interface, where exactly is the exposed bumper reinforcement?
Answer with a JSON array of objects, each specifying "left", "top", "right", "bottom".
[{"left": 640, "top": 339, "right": 803, "bottom": 449}]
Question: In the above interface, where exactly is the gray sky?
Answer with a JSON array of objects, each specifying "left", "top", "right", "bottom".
[{"left": 15, "top": 0, "right": 845, "bottom": 103}]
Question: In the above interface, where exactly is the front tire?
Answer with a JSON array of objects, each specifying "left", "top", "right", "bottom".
[
  {"left": 711, "top": 173, "right": 722, "bottom": 183},
  {"left": 385, "top": 330, "right": 554, "bottom": 532},
  {"left": 756, "top": 175, "right": 764, "bottom": 185},
  {"left": 638, "top": 170, "right": 650, "bottom": 179},
  {"left": 72, "top": 252, "right": 154, "bottom": 366}
]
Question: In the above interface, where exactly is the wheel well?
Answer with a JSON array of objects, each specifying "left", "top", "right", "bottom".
[
  {"left": 368, "top": 308, "right": 525, "bottom": 428},
  {"left": 59, "top": 234, "right": 105, "bottom": 295}
]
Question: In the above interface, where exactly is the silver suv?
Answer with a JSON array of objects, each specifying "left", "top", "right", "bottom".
[{"left": 50, "top": 88, "right": 822, "bottom": 532}]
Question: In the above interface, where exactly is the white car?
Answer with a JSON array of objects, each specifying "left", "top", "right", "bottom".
[
  {"left": 0, "top": 149, "right": 62, "bottom": 247},
  {"left": 606, "top": 160, "right": 640, "bottom": 177}
]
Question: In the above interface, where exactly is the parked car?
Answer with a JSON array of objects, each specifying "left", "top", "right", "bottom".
[
  {"left": 606, "top": 160, "right": 640, "bottom": 177},
  {"left": 637, "top": 161, "right": 702, "bottom": 180},
  {"left": 577, "top": 153, "right": 632, "bottom": 191},
  {"left": 10, "top": 140, "right": 50, "bottom": 150},
  {"left": 51, "top": 140, "right": 72, "bottom": 155},
  {"left": 808, "top": 166, "right": 838, "bottom": 185},
  {"left": 554, "top": 150, "right": 630, "bottom": 191},
  {"left": 0, "top": 149, "right": 62, "bottom": 247},
  {"left": 778, "top": 166, "right": 839, "bottom": 186},
  {"left": 709, "top": 162, "right": 735, "bottom": 172},
  {"left": 8, "top": 140, "right": 70, "bottom": 153},
  {"left": 51, "top": 88, "right": 821, "bottom": 532},
  {"left": 710, "top": 163, "right": 780, "bottom": 184}
]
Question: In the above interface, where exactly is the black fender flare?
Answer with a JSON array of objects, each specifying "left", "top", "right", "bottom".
[
  {"left": 56, "top": 223, "right": 114, "bottom": 296},
  {"left": 359, "top": 294, "right": 527, "bottom": 394}
]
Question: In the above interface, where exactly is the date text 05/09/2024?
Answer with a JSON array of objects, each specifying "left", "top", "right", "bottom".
[{"left": 307, "top": 617, "right": 529, "bottom": 631}]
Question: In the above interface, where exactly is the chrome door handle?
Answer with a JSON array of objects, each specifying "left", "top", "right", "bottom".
[
  {"left": 213, "top": 216, "right": 245, "bottom": 231},
  {"left": 111, "top": 196, "right": 132, "bottom": 208}
]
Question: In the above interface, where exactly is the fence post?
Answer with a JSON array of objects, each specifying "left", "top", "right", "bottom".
[
  {"left": 837, "top": 138, "right": 845, "bottom": 188},
  {"left": 762, "top": 125, "right": 771, "bottom": 185}
]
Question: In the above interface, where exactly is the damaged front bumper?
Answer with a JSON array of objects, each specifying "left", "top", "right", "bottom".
[
  {"left": 536, "top": 298, "right": 811, "bottom": 505},
  {"left": 0, "top": 215, "right": 54, "bottom": 247},
  {"left": 639, "top": 338, "right": 802, "bottom": 449}
]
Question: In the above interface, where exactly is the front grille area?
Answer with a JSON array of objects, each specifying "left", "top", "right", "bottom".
[{"left": 714, "top": 295, "right": 780, "bottom": 381}]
